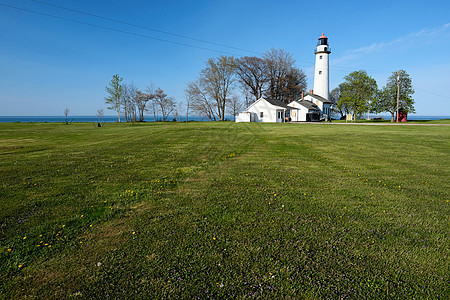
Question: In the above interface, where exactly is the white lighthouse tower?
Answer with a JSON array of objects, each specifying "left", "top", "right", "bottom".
[{"left": 313, "top": 33, "right": 331, "bottom": 100}]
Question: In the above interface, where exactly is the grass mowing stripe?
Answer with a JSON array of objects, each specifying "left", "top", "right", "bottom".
[{"left": 0, "top": 122, "right": 448, "bottom": 298}]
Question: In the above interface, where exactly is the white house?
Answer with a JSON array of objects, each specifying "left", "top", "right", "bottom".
[
  {"left": 288, "top": 100, "right": 321, "bottom": 122},
  {"left": 236, "top": 97, "right": 289, "bottom": 123}
]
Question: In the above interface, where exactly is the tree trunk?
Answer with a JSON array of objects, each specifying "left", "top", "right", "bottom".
[
  {"left": 390, "top": 112, "right": 395, "bottom": 122},
  {"left": 117, "top": 110, "right": 121, "bottom": 122},
  {"left": 186, "top": 102, "right": 189, "bottom": 122}
]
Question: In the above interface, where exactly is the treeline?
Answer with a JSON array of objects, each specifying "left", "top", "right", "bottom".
[
  {"left": 105, "top": 48, "right": 307, "bottom": 121},
  {"left": 330, "top": 70, "right": 415, "bottom": 122},
  {"left": 105, "top": 51, "right": 415, "bottom": 123},
  {"left": 105, "top": 75, "right": 177, "bottom": 122}
]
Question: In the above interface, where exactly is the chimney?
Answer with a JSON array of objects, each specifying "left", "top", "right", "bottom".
[
  {"left": 309, "top": 89, "right": 313, "bottom": 95},
  {"left": 301, "top": 91, "right": 304, "bottom": 100}
]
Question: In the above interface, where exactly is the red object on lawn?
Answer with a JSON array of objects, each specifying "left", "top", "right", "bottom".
[{"left": 396, "top": 111, "right": 407, "bottom": 122}]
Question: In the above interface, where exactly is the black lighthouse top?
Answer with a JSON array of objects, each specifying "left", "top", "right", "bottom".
[{"left": 317, "top": 33, "right": 328, "bottom": 46}]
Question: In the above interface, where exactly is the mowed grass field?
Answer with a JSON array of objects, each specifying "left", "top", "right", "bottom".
[{"left": 0, "top": 122, "right": 448, "bottom": 299}]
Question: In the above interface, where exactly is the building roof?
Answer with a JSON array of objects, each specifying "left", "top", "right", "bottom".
[
  {"left": 306, "top": 93, "right": 333, "bottom": 104},
  {"left": 264, "top": 98, "right": 290, "bottom": 109},
  {"left": 247, "top": 97, "right": 290, "bottom": 111},
  {"left": 290, "top": 100, "right": 320, "bottom": 110},
  {"left": 319, "top": 33, "right": 327, "bottom": 39}
]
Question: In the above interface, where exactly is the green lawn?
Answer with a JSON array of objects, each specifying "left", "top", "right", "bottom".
[
  {"left": 333, "top": 118, "right": 450, "bottom": 124},
  {"left": 1, "top": 122, "right": 449, "bottom": 299}
]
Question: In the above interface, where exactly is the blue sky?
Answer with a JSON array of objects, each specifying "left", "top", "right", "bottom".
[{"left": 1, "top": 0, "right": 449, "bottom": 116}]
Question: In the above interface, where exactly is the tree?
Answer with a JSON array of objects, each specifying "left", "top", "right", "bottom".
[
  {"left": 187, "top": 56, "right": 237, "bottom": 121},
  {"left": 176, "top": 101, "right": 184, "bottom": 122},
  {"left": 152, "top": 88, "right": 176, "bottom": 121},
  {"left": 184, "top": 87, "right": 193, "bottom": 122},
  {"left": 146, "top": 83, "right": 158, "bottom": 122},
  {"left": 64, "top": 106, "right": 70, "bottom": 124},
  {"left": 227, "top": 95, "right": 244, "bottom": 121},
  {"left": 202, "top": 56, "right": 237, "bottom": 121},
  {"left": 330, "top": 85, "right": 350, "bottom": 119},
  {"left": 373, "top": 70, "right": 415, "bottom": 122},
  {"left": 96, "top": 109, "right": 104, "bottom": 122},
  {"left": 121, "top": 83, "right": 138, "bottom": 122},
  {"left": 236, "top": 56, "right": 269, "bottom": 101},
  {"left": 186, "top": 81, "right": 218, "bottom": 121},
  {"left": 135, "top": 91, "right": 153, "bottom": 122},
  {"left": 330, "top": 87, "right": 341, "bottom": 118},
  {"left": 96, "top": 109, "right": 104, "bottom": 127},
  {"left": 105, "top": 74, "right": 123, "bottom": 122},
  {"left": 338, "top": 70, "right": 378, "bottom": 121},
  {"left": 263, "top": 48, "right": 307, "bottom": 103}
]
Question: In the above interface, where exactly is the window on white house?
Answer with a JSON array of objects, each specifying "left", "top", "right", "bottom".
[
  {"left": 320, "top": 55, "right": 323, "bottom": 59},
  {"left": 319, "top": 71, "right": 322, "bottom": 75},
  {"left": 277, "top": 111, "right": 282, "bottom": 119},
  {"left": 260, "top": 112, "right": 263, "bottom": 118}
]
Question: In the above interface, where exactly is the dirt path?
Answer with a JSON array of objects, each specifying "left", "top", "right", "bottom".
[{"left": 296, "top": 122, "right": 450, "bottom": 126}]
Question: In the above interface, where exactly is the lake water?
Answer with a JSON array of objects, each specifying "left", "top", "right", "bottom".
[
  {"left": 0, "top": 115, "right": 448, "bottom": 123},
  {"left": 0, "top": 115, "right": 228, "bottom": 123}
]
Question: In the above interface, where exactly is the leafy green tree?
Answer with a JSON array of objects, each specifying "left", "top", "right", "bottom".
[
  {"left": 105, "top": 74, "right": 123, "bottom": 122},
  {"left": 373, "top": 70, "right": 415, "bottom": 122},
  {"left": 338, "top": 70, "right": 378, "bottom": 121}
]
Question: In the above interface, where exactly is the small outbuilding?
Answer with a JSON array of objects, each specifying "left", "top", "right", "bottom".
[
  {"left": 236, "top": 97, "right": 290, "bottom": 123},
  {"left": 288, "top": 100, "right": 321, "bottom": 122}
]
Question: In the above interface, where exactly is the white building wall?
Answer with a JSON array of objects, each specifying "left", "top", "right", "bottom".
[
  {"left": 313, "top": 45, "right": 330, "bottom": 101},
  {"left": 247, "top": 100, "right": 284, "bottom": 123},
  {"left": 235, "top": 112, "right": 251, "bottom": 123},
  {"left": 304, "top": 95, "right": 324, "bottom": 112},
  {"left": 288, "top": 102, "right": 311, "bottom": 122}
]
